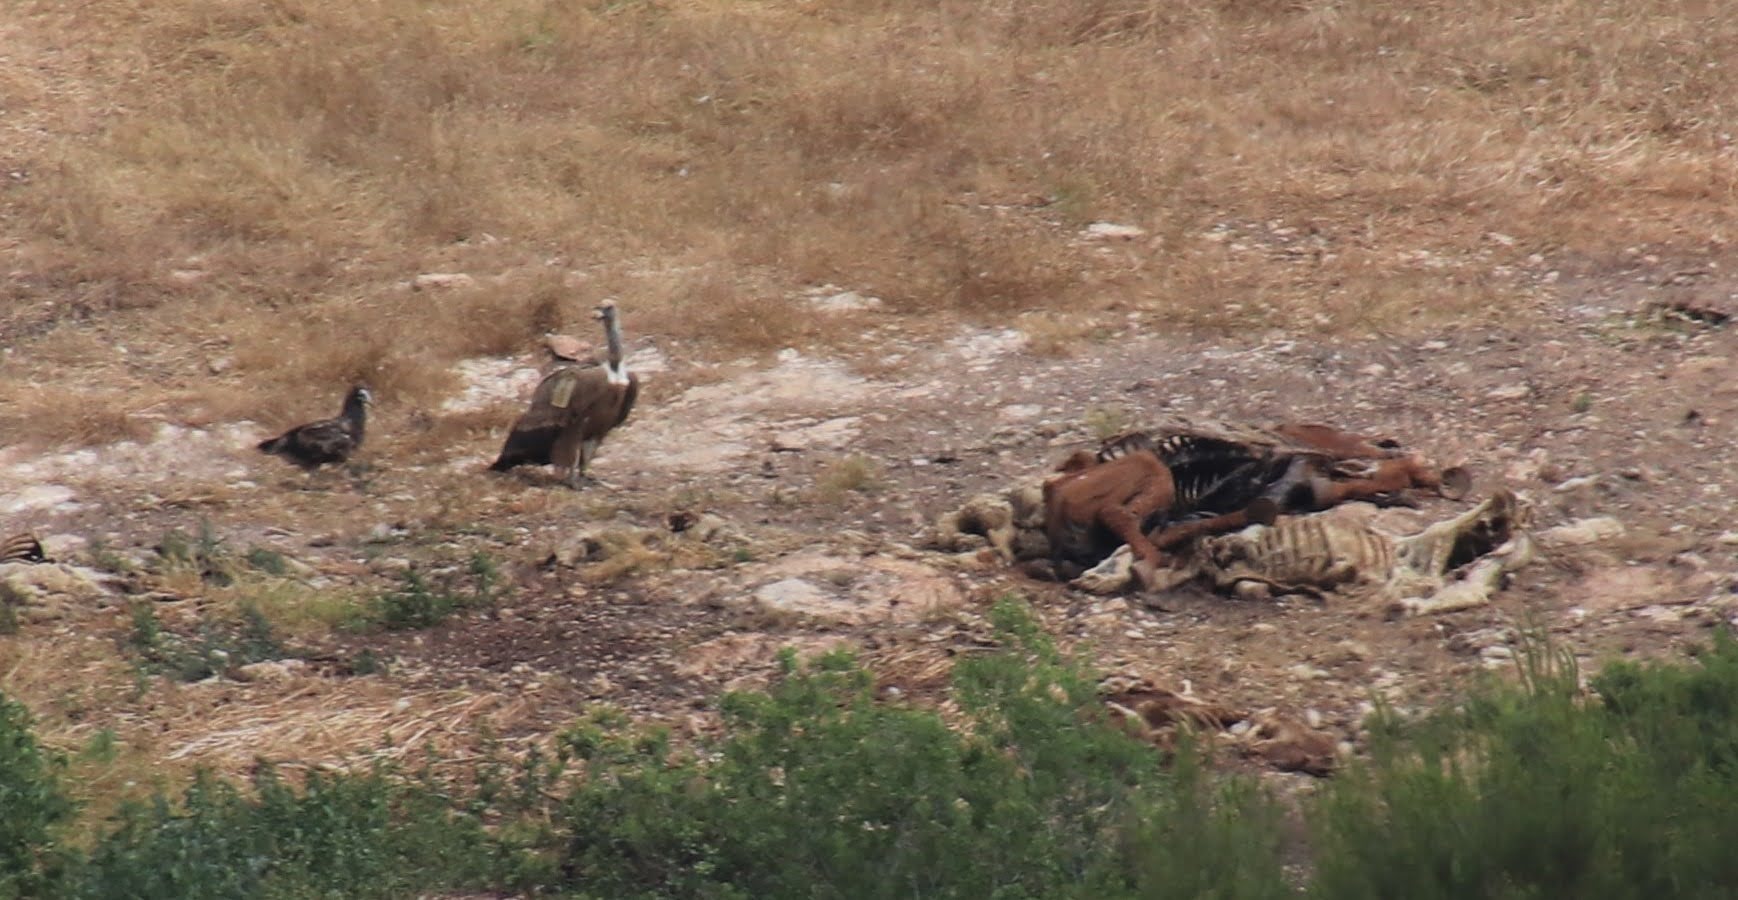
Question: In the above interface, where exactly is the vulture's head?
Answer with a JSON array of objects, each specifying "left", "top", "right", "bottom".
[{"left": 593, "top": 298, "right": 618, "bottom": 322}]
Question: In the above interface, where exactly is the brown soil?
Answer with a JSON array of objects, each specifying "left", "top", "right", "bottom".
[{"left": 5, "top": 247, "right": 1736, "bottom": 784}]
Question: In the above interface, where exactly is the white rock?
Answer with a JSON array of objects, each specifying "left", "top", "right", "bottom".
[
  {"left": 1084, "top": 222, "right": 1147, "bottom": 240},
  {"left": 0, "top": 562, "right": 114, "bottom": 603},
  {"left": 1, "top": 484, "right": 77, "bottom": 514},
  {"left": 409, "top": 272, "right": 475, "bottom": 290},
  {"left": 808, "top": 290, "right": 882, "bottom": 312},
  {"left": 1486, "top": 384, "right": 1532, "bottom": 401},
  {"left": 769, "top": 417, "right": 861, "bottom": 452},
  {"left": 753, "top": 578, "right": 834, "bottom": 611},
  {"left": 234, "top": 659, "right": 309, "bottom": 683}
]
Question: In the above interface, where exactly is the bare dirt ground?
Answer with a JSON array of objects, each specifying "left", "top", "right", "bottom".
[{"left": 5, "top": 244, "right": 1735, "bottom": 787}]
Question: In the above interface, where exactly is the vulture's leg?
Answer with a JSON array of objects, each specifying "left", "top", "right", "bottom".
[
  {"left": 574, "top": 439, "right": 613, "bottom": 489},
  {"left": 551, "top": 429, "right": 586, "bottom": 490}
]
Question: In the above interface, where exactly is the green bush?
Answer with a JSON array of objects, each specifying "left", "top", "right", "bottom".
[
  {"left": 126, "top": 601, "right": 287, "bottom": 683},
  {"left": 1309, "top": 633, "right": 1738, "bottom": 900},
  {"left": 30, "top": 597, "right": 1738, "bottom": 898},
  {"left": 0, "top": 691, "right": 75, "bottom": 896},
  {"left": 548, "top": 599, "right": 1285, "bottom": 899},
  {"left": 372, "top": 553, "right": 500, "bottom": 631},
  {"left": 76, "top": 765, "right": 494, "bottom": 900}
]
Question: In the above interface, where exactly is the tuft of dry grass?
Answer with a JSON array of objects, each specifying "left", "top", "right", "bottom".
[
  {"left": 813, "top": 454, "right": 883, "bottom": 500},
  {"left": 1082, "top": 405, "right": 1135, "bottom": 442},
  {"left": 3, "top": 0, "right": 1738, "bottom": 446}
]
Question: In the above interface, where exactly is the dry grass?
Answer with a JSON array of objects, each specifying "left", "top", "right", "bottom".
[
  {"left": 1082, "top": 404, "right": 1136, "bottom": 441},
  {"left": 813, "top": 454, "right": 884, "bottom": 501},
  {"left": 3, "top": 0, "right": 1738, "bottom": 445}
]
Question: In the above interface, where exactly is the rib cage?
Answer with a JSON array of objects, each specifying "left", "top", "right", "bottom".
[
  {"left": 1187, "top": 490, "right": 1529, "bottom": 600},
  {"left": 1, "top": 532, "right": 46, "bottom": 564},
  {"left": 1097, "top": 429, "right": 1291, "bottom": 519},
  {"left": 1209, "top": 515, "right": 1398, "bottom": 587}
]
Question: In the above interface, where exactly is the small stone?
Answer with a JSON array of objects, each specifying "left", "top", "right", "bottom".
[
  {"left": 234, "top": 659, "right": 308, "bottom": 683},
  {"left": 808, "top": 290, "right": 882, "bottom": 312},
  {"left": 1541, "top": 517, "right": 1626, "bottom": 546},
  {"left": 1336, "top": 640, "right": 1370, "bottom": 661},
  {"left": 1084, "top": 222, "right": 1147, "bottom": 240},
  {"left": 1553, "top": 475, "right": 1600, "bottom": 493},
  {"left": 410, "top": 272, "right": 475, "bottom": 290},
  {"left": 1486, "top": 384, "right": 1532, "bottom": 401}
]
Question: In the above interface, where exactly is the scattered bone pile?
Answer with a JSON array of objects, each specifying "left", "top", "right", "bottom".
[{"left": 930, "top": 419, "right": 1534, "bottom": 617}]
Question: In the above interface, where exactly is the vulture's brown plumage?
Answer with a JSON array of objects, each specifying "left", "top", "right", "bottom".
[
  {"left": 257, "top": 385, "right": 373, "bottom": 470},
  {"left": 491, "top": 300, "right": 639, "bottom": 488}
]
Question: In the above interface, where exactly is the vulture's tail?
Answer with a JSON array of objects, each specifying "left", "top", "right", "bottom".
[{"left": 258, "top": 435, "right": 287, "bottom": 455}]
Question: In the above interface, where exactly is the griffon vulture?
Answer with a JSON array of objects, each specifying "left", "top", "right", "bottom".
[
  {"left": 490, "top": 299, "right": 639, "bottom": 488},
  {"left": 257, "top": 385, "right": 373, "bottom": 470}
]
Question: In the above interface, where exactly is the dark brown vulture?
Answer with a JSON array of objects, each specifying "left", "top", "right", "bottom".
[
  {"left": 490, "top": 299, "right": 639, "bottom": 488},
  {"left": 257, "top": 385, "right": 373, "bottom": 470},
  {"left": 1, "top": 532, "right": 46, "bottom": 563}
]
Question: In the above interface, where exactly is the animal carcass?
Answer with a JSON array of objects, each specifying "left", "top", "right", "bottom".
[{"left": 1073, "top": 490, "right": 1533, "bottom": 614}]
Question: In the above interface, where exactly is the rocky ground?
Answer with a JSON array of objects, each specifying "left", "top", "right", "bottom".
[{"left": 3, "top": 249, "right": 1736, "bottom": 784}]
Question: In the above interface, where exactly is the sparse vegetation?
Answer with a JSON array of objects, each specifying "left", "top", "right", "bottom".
[
  {"left": 0, "top": 583, "right": 24, "bottom": 636},
  {"left": 8, "top": 0, "right": 1738, "bottom": 895},
  {"left": 154, "top": 521, "right": 238, "bottom": 588},
  {"left": 1083, "top": 404, "right": 1135, "bottom": 441},
  {"left": 814, "top": 454, "right": 883, "bottom": 499},
  {"left": 9, "top": 0, "right": 1736, "bottom": 443},
  {"left": 0, "top": 692, "right": 73, "bottom": 897},
  {"left": 371, "top": 553, "right": 502, "bottom": 631},
  {"left": 125, "top": 601, "right": 289, "bottom": 683},
  {"left": 242, "top": 546, "right": 289, "bottom": 576},
  {"left": 13, "top": 610, "right": 1738, "bottom": 896},
  {"left": 1312, "top": 632, "right": 1738, "bottom": 898}
]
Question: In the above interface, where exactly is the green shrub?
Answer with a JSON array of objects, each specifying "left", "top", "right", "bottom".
[
  {"left": 372, "top": 553, "right": 500, "bottom": 631},
  {"left": 548, "top": 599, "right": 1285, "bottom": 899},
  {"left": 77, "top": 765, "right": 493, "bottom": 900},
  {"left": 154, "top": 520, "right": 237, "bottom": 587},
  {"left": 0, "top": 691, "right": 75, "bottom": 896},
  {"left": 1309, "top": 632, "right": 1738, "bottom": 900},
  {"left": 126, "top": 601, "right": 288, "bottom": 683},
  {"left": 243, "top": 547, "right": 290, "bottom": 577}
]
